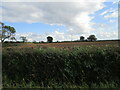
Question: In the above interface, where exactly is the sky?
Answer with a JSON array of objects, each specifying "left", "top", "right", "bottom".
[{"left": 0, "top": 0, "right": 119, "bottom": 42}]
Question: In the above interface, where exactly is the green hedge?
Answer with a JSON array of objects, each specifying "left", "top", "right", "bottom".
[{"left": 2, "top": 45, "right": 120, "bottom": 87}]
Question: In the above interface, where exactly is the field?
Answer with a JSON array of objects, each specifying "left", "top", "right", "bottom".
[
  {"left": 3, "top": 40, "right": 119, "bottom": 48},
  {"left": 2, "top": 40, "right": 120, "bottom": 88}
]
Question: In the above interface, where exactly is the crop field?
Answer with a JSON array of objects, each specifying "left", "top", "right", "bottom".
[
  {"left": 2, "top": 40, "right": 119, "bottom": 48},
  {"left": 2, "top": 40, "right": 120, "bottom": 88}
]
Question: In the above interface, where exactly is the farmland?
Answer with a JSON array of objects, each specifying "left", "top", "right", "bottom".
[
  {"left": 2, "top": 40, "right": 119, "bottom": 48},
  {"left": 2, "top": 40, "right": 120, "bottom": 88}
]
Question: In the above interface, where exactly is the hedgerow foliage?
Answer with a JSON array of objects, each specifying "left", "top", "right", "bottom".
[{"left": 2, "top": 45, "right": 120, "bottom": 87}]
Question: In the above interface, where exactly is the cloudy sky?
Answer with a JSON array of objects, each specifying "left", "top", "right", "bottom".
[{"left": 0, "top": 0, "right": 119, "bottom": 42}]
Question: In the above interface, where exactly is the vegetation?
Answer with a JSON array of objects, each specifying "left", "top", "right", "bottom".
[
  {"left": 47, "top": 36, "right": 53, "bottom": 43},
  {"left": 0, "top": 22, "right": 98, "bottom": 43},
  {"left": 10, "top": 37, "right": 17, "bottom": 42},
  {"left": 1, "top": 22, "right": 120, "bottom": 88},
  {"left": 20, "top": 36, "right": 27, "bottom": 43},
  {"left": 87, "top": 35, "right": 97, "bottom": 41},
  {"left": 80, "top": 36, "right": 85, "bottom": 41},
  {"left": 0, "top": 22, "right": 16, "bottom": 42},
  {"left": 2, "top": 44, "right": 120, "bottom": 88}
]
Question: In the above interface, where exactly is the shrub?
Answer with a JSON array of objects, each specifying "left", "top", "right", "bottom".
[{"left": 2, "top": 45, "right": 120, "bottom": 87}]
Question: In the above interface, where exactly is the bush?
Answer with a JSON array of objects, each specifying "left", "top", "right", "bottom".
[{"left": 2, "top": 45, "right": 120, "bottom": 87}]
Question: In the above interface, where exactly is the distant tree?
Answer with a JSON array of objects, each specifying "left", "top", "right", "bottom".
[
  {"left": 32, "top": 40, "right": 37, "bottom": 43},
  {"left": 47, "top": 36, "right": 53, "bottom": 43},
  {"left": 80, "top": 36, "right": 85, "bottom": 41},
  {"left": 40, "top": 41, "right": 44, "bottom": 43},
  {"left": 87, "top": 35, "right": 97, "bottom": 41},
  {"left": 10, "top": 37, "right": 17, "bottom": 42},
  {"left": 20, "top": 36, "right": 27, "bottom": 43},
  {"left": 0, "top": 22, "right": 16, "bottom": 42}
]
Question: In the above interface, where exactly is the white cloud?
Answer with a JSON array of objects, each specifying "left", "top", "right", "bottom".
[
  {"left": 104, "top": 10, "right": 118, "bottom": 19},
  {"left": 2, "top": 2, "right": 105, "bottom": 34},
  {"left": 92, "top": 22, "right": 118, "bottom": 40},
  {"left": 109, "top": 19, "right": 116, "bottom": 23},
  {"left": 112, "top": 2, "right": 117, "bottom": 4},
  {"left": 2, "top": 0, "right": 106, "bottom": 2},
  {"left": 100, "top": 10, "right": 109, "bottom": 16},
  {"left": 100, "top": 7, "right": 118, "bottom": 16},
  {"left": 96, "top": 30, "right": 118, "bottom": 40},
  {"left": 2, "top": 1, "right": 118, "bottom": 41},
  {"left": 3, "top": 0, "right": 119, "bottom": 2},
  {"left": 100, "top": 6, "right": 118, "bottom": 23},
  {"left": 100, "top": 4, "right": 118, "bottom": 20},
  {"left": 16, "top": 31, "right": 81, "bottom": 42},
  {"left": 15, "top": 29, "right": 118, "bottom": 42},
  {"left": 16, "top": 32, "right": 47, "bottom": 42}
]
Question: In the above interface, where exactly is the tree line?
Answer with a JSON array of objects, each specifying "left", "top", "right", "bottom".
[{"left": 0, "top": 22, "right": 97, "bottom": 43}]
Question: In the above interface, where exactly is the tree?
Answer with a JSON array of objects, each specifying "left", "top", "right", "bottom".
[
  {"left": 40, "top": 41, "right": 44, "bottom": 43},
  {"left": 0, "top": 22, "right": 16, "bottom": 42},
  {"left": 80, "top": 36, "right": 85, "bottom": 41},
  {"left": 47, "top": 36, "right": 53, "bottom": 43},
  {"left": 10, "top": 37, "right": 17, "bottom": 42},
  {"left": 32, "top": 40, "right": 37, "bottom": 43},
  {"left": 87, "top": 35, "right": 97, "bottom": 41},
  {"left": 20, "top": 36, "right": 27, "bottom": 43}
]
